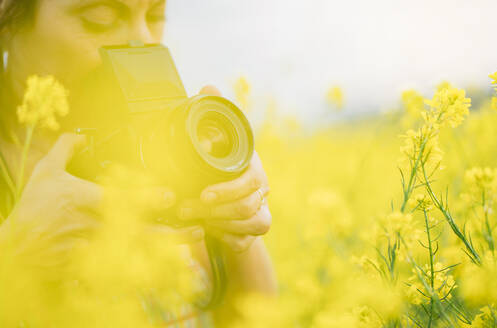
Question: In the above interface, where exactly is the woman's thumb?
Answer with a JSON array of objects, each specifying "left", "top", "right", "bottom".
[{"left": 44, "top": 133, "right": 87, "bottom": 170}]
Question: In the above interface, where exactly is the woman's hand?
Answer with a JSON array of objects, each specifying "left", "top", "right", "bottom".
[
  {"left": 0, "top": 133, "right": 202, "bottom": 276},
  {"left": 177, "top": 86, "right": 272, "bottom": 253},
  {"left": 0, "top": 133, "right": 104, "bottom": 271}
]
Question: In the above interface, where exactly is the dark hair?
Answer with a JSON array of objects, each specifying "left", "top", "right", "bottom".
[
  {"left": 0, "top": 0, "right": 38, "bottom": 71},
  {"left": 0, "top": 0, "right": 36, "bottom": 28},
  {"left": 0, "top": 1, "right": 37, "bottom": 216},
  {"left": 0, "top": 0, "right": 38, "bottom": 140}
]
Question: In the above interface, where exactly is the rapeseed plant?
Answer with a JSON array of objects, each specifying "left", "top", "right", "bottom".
[
  {"left": 3, "top": 70, "right": 497, "bottom": 327},
  {"left": 15, "top": 75, "right": 69, "bottom": 201},
  {"left": 326, "top": 86, "right": 344, "bottom": 110}
]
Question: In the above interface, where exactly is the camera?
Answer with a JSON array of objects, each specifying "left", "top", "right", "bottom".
[
  {"left": 66, "top": 41, "right": 247, "bottom": 308},
  {"left": 67, "top": 41, "right": 254, "bottom": 213}
]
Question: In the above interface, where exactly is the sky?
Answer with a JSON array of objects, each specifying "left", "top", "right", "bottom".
[{"left": 163, "top": 0, "right": 497, "bottom": 125}]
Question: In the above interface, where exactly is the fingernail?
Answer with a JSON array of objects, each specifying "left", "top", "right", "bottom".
[
  {"left": 202, "top": 191, "right": 217, "bottom": 203},
  {"left": 180, "top": 207, "right": 193, "bottom": 219},
  {"left": 191, "top": 228, "right": 204, "bottom": 239},
  {"left": 164, "top": 191, "right": 175, "bottom": 207}
]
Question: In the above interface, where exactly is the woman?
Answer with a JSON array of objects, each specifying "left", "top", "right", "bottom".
[{"left": 0, "top": 0, "right": 277, "bottom": 326}]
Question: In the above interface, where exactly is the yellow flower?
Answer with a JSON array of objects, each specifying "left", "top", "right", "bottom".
[
  {"left": 491, "top": 97, "right": 497, "bottom": 111},
  {"left": 465, "top": 167, "right": 496, "bottom": 191},
  {"left": 399, "top": 125, "right": 443, "bottom": 171},
  {"left": 326, "top": 86, "right": 344, "bottom": 110},
  {"left": 401, "top": 89, "right": 424, "bottom": 119},
  {"left": 489, "top": 73, "right": 497, "bottom": 111},
  {"left": 405, "top": 283, "right": 423, "bottom": 305},
  {"left": 468, "top": 306, "right": 497, "bottom": 328},
  {"left": 352, "top": 306, "right": 382, "bottom": 328},
  {"left": 423, "top": 84, "right": 471, "bottom": 128},
  {"left": 377, "top": 211, "right": 421, "bottom": 243},
  {"left": 436, "top": 80, "right": 452, "bottom": 91},
  {"left": 307, "top": 188, "right": 341, "bottom": 210},
  {"left": 489, "top": 71, "right": 497, "bottom": 85},
  {"left": 460, "top": 262, "right": 497, "bottom": 305},
  {"left": 408, "top": 193, "right": 433, "bottom": 211},
  {"left": 283, "top": 116, "right": 301, "bottom": 134},
  {"left": 17, "top": 75, "right": 69, "bottom": 130},
  {"left": 233, "top": 76, "right": 251, "bottom": 111},
  {"left": 405, "top": 262, "right": 457, "bottom": 305},
  {"left": 352, "top": 255, "right": 379, "bottom": 277}
]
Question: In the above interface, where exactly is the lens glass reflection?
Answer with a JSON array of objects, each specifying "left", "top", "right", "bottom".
[{"left": 197, "top": 113, "right": 234, "bottom": 158}]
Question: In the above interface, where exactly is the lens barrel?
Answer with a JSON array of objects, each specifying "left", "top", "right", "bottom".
[{"left": 142, "top": 94, "right": 254, "bottom": 198}]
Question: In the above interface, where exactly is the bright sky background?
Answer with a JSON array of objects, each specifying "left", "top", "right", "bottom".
[{"left": 163, "top": 0, "right": 497, "bottom": 125}]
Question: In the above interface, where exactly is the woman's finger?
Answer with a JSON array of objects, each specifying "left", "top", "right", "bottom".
[
  {"left": 208, "top": 189, "right": 265, "bottom": 220},
  {"left": 200, "top": 165, "right": 264, "bottom": 205},
  {"left": 205, "top": 205, "right": 272, "bottom": 235},
  {"left": 179, "top": 188, "right": 265, "bottom": 221},
  {"left": 42, "top": 133, "right": 88, "bottom": 171},
  {"left": 199, "top": 85, "right": 221, "bottom": 96}
]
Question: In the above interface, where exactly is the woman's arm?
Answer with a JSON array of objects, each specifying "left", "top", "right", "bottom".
[
  {"left": 191, "top": 236, "right": 277, "bottom": 326},
  {"left": 183, "top": 85, "right": 277, "bottom": 325},
  {"left": 222, "top": 236, "right": 277, "bottom": 295},
  {"left": 215, "top": 237, "right": 277, "bottom": 326}
]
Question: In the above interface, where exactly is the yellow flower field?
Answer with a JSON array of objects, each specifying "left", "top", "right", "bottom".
[
  {"left": 2, "top": 74, "right": 497, "bottom": 328},
  {"left": 248, "top": 80, "right": 497, "bottom": 327}
]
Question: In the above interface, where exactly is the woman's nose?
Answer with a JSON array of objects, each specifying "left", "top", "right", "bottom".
[{"left": 129, "top": 20, "right": 155, "bottom": 44}]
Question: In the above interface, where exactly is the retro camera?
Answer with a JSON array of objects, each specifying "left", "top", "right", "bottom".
[{"left": 67, "top": 41, "right": 254, "bottom": 204}]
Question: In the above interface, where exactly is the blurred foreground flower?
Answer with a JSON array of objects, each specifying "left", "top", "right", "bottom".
[
  {"left": 489, "top": 71, "right": 497, "bottom": 111},
  {"left": 402, "top": 89, "right": 424, "bottom": 118},
  {"left": 326, "top": 86, "right": 344, "bottom": 110},
  {"left": 401, "top": 89, "right": 424, "bottom": 127},
  {"left": 17, "top": 75, "right": 69, "bottom": 130},
  {"left": 14, "top": 75, "right": 70, "bottom": 200},
  {"left": 233, "top": 76, "right": 252, "bottom": 111},
  {"left": 423, "top": 83, "right": 471, "bottom": 128}
]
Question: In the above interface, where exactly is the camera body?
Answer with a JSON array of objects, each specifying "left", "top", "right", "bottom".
[{"left": 68, "top": 41, "right": 254, "bottom": 205}]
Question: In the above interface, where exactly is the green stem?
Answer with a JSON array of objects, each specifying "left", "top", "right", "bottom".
[
  {"left": 399, "top": 235, "right": 455, "bottom": 327},
  {"left": 15, "top": 125, "right": 34, "bottom": 202},
  {"left": 482, "top": 190, "right": 495, "bottom": 254},
  {"left": 401, "top": 136, "right": 429, "bottom": 212},
  {"left": 424, "top": 209, "right": 435, "bottom": 328},
  {"left": 421, "top": 163, "right": 481, "bottom": 265},
  {"left": 484, "top": 211, "right": 494, "bottom": 254}
]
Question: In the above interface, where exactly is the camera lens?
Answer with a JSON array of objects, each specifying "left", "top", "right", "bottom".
[
  {"left": 197, "top": 112, "right": 236, "bottom": 158},
  {"left": 142, "top": 95, "right": 254, "bottom": 197},
  {"left": 187, "top": 96, "right": 253, "bottom": 174}
]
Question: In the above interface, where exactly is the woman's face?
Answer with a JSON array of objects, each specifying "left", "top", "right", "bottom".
[{"left": 8, "top": 0, "right": 166, "bottom": 95}]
